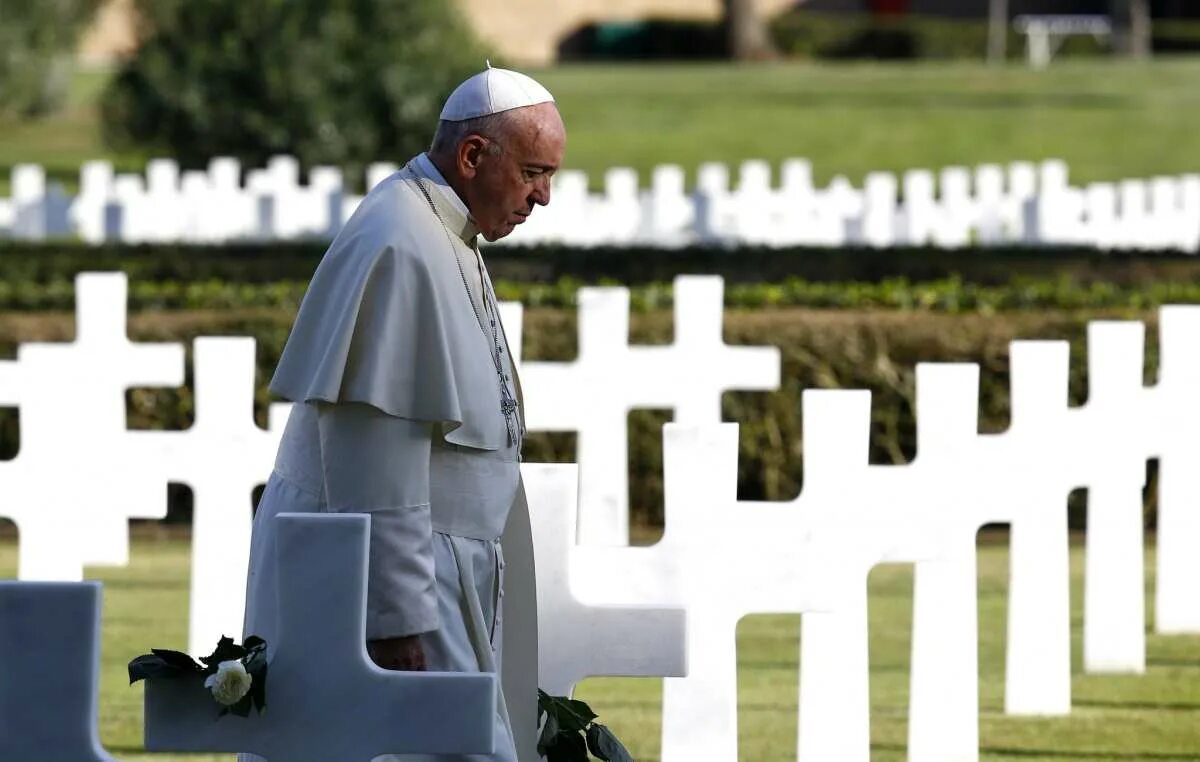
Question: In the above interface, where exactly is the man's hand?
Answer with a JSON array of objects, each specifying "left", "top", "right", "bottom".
[{"left": 367, "top": 635, "right": 427, "bottom": 671}]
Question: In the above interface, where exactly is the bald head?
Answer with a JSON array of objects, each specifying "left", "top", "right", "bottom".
[{"left": 428, "top": 102, "right": 566, "bottom": 242}]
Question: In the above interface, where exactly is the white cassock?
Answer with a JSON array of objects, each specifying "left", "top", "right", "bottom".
[{"left": 240, "top": 153, "right": 538, "bottom": 762}]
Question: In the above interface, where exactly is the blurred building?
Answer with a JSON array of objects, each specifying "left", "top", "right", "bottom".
[
  {"left": 74, "top": 0, "right": 1200, "bottom": 67},
  {"left": 77, "top": 0, "right": 137, "bottom": 66},
  {"left": 77, "top": 0, "right": 794, "bottom": 67}
]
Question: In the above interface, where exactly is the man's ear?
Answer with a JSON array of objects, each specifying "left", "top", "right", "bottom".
[{"left": 457, "top": 135, "right": 488, "bottom": 179}]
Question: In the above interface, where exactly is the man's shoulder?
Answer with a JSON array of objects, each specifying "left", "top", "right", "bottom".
[{"left": 333, "top": 172, "right": 440, "bottom": 268}]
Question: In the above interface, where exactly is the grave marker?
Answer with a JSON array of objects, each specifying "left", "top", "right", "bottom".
[
  {"left": 0, "top": 581, "right": 116, "bottom": 761},
  {"left": 1079, "top": 322, "right": 1149, "bottom": 673},
  {"left": 572, "top": 424, "right": 824, "bottom": 761},
  {"left": 1152, "top": 307, "right": 1200, "bottom": 633},
  {"left": 0, "top": 273, "right": 183, "bottom": 580},
  {"left": 521, "top": 275, "right": 779, "bottom": 544},
  {"left": 523, "top": 462, "right": 686, "bottom": 697},
  {"left": 145, "top": 513, "right": 496, "bottom": 760},
  {"left": 130, "top": 337, "right": 289, "bottom": 655}
]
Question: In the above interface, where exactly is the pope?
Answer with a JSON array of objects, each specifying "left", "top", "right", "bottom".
[{"left": 240, "top": 66, "right": 566, "bottom": 761}]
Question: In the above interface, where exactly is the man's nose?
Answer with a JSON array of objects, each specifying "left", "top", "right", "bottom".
[{"left": 531, "top": 176, "right": 551, "bottom": 206}]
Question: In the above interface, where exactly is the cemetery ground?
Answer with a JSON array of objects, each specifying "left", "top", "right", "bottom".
[
  {"left": 3, "top": 58, "right": 1200, "bottom": 196},
  {"left": 0, "top": 530, "right": 1196, "bottom": 762}
]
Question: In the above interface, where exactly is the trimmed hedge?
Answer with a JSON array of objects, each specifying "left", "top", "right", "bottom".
[
  {"left": 4, "top": 243, "right": 1200, "bottom": 287},
  {"left": 0, "top": 275, "right": 1199, "bottom": 314},
  {"left": 0, "top": 306, "right": 1161, "bottom": 530}
]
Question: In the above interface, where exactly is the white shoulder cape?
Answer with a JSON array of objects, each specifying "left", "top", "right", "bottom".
[{"left": 270, "top": 161, "right": 510, "bottom": 451}]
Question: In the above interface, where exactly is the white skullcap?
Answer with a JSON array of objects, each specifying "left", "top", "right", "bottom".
[{"left": 440, "top": 63, "right": 555, "bottom": 122}]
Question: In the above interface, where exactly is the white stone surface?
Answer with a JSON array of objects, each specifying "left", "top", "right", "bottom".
[
  {"left": 1153, "top": 306, "right": 1200, "bottom": 633},
  {"left": 519, "top": 275, "right": 779, "bottom": 545},
  {"left": 144, "top": 513, "right": 497, "bottom": 760},
  {"left": 6, "top": 156, "right": 1200, "bottom": 248},
  {"left": 0, "top": 581, "right": 117, "bottom": 761},
  {"left": 522, "top": 462, "right": 686, "bottom": 697},
  {"left": 1078, "top": 322, "right": 1149, "bottom": 674},
  {"left": 130, "top": 338, "right": 290, "bottom": 656},
  {"left": 0, "top": 273, "right": 183, "bottom": 580},
  {"left": 571, "top": 423, "right": 826, "bottom": 762}
]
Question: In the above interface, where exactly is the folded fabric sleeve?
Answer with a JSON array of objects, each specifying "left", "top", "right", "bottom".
[{"left": 316, "top": 401, "right": 438, "bottom": 639}]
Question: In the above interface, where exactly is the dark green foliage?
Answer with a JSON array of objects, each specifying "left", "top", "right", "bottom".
[
  {"left": 0, "top": 0, "right": 101, "bottom": 117},
  {"left": 128, "top": 634, "right": 268, "bottom": 718},
  {"left": 100, "top": 0, "right": 488, "bottom": 182},
  {"left": 5, "top": 242, "right": 1200, "bottom": 292},
  {"left": 537, "top": 690, "right": 631, "bottom": 761},
  {"left": 769, "top": 11, "right": 1107, "bottom": 60}
]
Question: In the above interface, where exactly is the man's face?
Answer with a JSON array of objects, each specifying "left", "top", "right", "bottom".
[{"left": 462, "top": 103, "right": 566, "bottom": 242}]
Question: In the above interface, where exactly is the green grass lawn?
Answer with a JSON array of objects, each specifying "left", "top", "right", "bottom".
[
  {"left": 4, "top": 58, "right": 1200, "bottom": 196},
  {"left": 0, "top": 533, "right": 1196, "bottom": 761},
  {"left": 539, "top": 58, "right": 1200, "bottom": 189}
]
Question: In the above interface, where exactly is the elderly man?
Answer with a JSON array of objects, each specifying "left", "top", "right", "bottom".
[{"left": 241, "top": 66, "right": 565, "bottom": 761}]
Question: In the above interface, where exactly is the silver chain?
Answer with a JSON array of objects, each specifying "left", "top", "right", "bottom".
[{"left": 410, "top": 170, "right": 521, "bottom": 449}]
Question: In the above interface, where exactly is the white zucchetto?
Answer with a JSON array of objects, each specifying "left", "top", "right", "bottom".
[{"left": 439, "top": 64, "right": 555, "bottom": 122}]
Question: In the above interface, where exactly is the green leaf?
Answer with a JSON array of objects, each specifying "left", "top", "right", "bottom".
[
  {"left": 586, "top": 723, "right": 633, "bottom": 762},
  {"left": 545, "top": 729, "right": 588, "bottom": 762},
  {"left": 228, "top": 694, "right": 253, "bottom": 718},
  {"left": 242, "top": 635, "right": 267, "bottom": 651},
  {"left": 149, "top": 649, "right": 203, "bottom": 672},
  {"left": 128, "top": 653, "right": 201, "bottom": 684},
  {"left": 537, "top": 691, "right": 598, "bottom": 734},
  {"left": 200, "top": 635, "right": 246, "bottom": 670},
  {"left": 536, "top": 712, "right": 559, "bottom": 756},
  {"left": 248, "top": 661, "right": 268, "bottom": 713}
]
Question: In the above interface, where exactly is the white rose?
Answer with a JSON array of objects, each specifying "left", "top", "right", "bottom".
[{"left": 204, "top": 659, "right": 253, "bottom": 706}]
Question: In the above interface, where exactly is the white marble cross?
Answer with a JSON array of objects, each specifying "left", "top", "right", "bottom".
[
  {"left": 766, "top": 387, "right": 968, "bottom": 762},
  {"left": 570, "top": 423, "right": 823, "bottom": 761},
  {"left": 520, "top": 275, "right": 779, "bottom": 544},
  {"left": 130, "top": 337, "right": 290, "bottom": 655},
  {"left": 0, "top": 581, "right": 116, "bottom": 760},
  {"left": 902, "top": 343, "right": 1077, "bottom": 730},
  {"left": 1077, "top": 322, "right": 1150, "bottom": 674},
  {"left": 0, "top": 273, "right": 184, "bottom": 580},
  {"left": 144, "top": 513, "right": 497, "bottom": 760},
  {"left": 1152, "top": 306, "right": 1200, "bottom": 633},
  {"left": 522, "top": 462, "right": 687, "bottom": 697}
]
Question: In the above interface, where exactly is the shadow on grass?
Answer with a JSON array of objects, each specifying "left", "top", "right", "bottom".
[
  {"left": 1147, "top": 657, "right": 1200, "bottom": 669},
  {"left": 873, "top": 743, "right": 1200, "bottom": 760},
  {"left": 1075, "top": 699, "right": 1200, "bottom": 712}
]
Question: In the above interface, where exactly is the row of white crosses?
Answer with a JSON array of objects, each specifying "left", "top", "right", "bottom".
[
  {"left": 556, "top": 309, "right": 1200, "bottom": 761},
  {"left": 0, "top": 159, "right": 399, "bottom": 244},
  {"left": 0, "top": 273, "right": 291, "bottom": 658},
  {"left": 6, "top": 157, "right": 1200, "bottom": 251},
  {"left": 1, "top": 272, "right": 1200, "bottom": 759}
]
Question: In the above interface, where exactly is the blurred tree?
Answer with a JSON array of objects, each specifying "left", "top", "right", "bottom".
[
  {"left": 723, "top": 0, "right": 776, "bottom": 60},
  {"left": 0, "top": 0, "right": 101, "bottom": 117},
  {"left": 101, "top": 0, "right": 488, "bottom": 180},
  {"left": 1112, "top": 0, "right": 1153, "bottom": 58},
  {"left": 987, "top": 0, "right": 1008, "bottom": 63}
]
